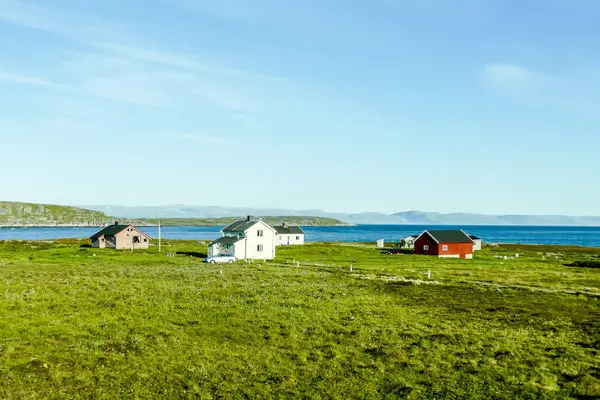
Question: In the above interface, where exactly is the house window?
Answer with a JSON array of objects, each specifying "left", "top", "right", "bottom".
[
  {"left": 423, "top": 245, "right": 429, "bottom": 251},
  {"left": 257, "top": 230, "right": 264, "bottom": 237},
  {"left": 143, "top": 238, "right": 147, "bottom": 242},
  {"left": 257, "top": 244, "right": 264, "bottom": 252},
  {"left": 296, "top": 236, "right": 300, "bottom": 240},
  {"left": 442, "top": 245, "right": 448, "bottom": 251}
]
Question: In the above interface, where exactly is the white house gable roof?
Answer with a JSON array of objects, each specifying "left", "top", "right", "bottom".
[{"left": 221, "top": 217, "right": 276, "bottom": 234}]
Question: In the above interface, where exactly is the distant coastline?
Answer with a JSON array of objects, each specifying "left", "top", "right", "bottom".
[
  {"left": 84, "top": 204, "right": 600, "bottom": 227},
  {"left": 2, "top": 201, "right": 599, "bottom": 227},
  {"left": 0, "top": 201, "right": 353, "bottom": 228}
]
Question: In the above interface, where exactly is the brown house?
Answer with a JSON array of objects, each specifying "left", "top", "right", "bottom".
[
  {"left": 90, "top": 222, "right": 152, "bottom": 250},
  {"left": 414, "top": 230, "right": 474, "bottom": 259}
]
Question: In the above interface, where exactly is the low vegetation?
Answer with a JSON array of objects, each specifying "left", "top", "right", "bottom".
[{"left": 0, "top": 240, "right": 599, "bottom": 398}]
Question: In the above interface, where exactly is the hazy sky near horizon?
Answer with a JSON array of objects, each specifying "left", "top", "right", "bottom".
[{"left": 1, "top": 0, "right": 599, "bottom": 215}]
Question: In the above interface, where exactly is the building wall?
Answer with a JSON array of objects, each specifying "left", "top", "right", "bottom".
[
  {"left": 209, "top": 242, "right": 242, "bottom": 257},
  {"left": 415, "top": 233, "right": 473, "bottom": 258},
  {"left": 276, "top": 233, "right": 305, "bottom": 246},
  {"left": 208, "top": 244, "right": 216, "bottom": 257},
  {"left": 114, "top": 227, "right": 150, "bottom": 250},
  {"left": 92, "top": 237, "right": 110, "bottom": 248},
  {"left": 103, "top": 236, "right": 116, "bottom": 249},
  {"left": 472, "top": 239, "right": 482, "bottom": 251},
  {"left": 438, "top": 242, "right": 473, "bottom": 258},
  {"left": 414, "top": 234, "right": 439, "bottom": 256},
  {"left": 401, "top": 236, "right": 417, "bottom": 249},
  {"left": 243, "top": 221, "right": 276, "bottom": 259},
  {"left": 233, "top": 241, "right": 247, "bottom": 259}
]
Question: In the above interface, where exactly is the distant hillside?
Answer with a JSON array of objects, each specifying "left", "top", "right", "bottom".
[
  {"left": 0, "top": 202, "right": 124, "bottom": 227},
  {"left": 84, "top": 204, "right": 600, "bottom": 226},
  {"left": 149, "top": 216, "right": 350, "bottom": 227},
  {"left": 392, "top": 211, "right": 600, "bottom": 226},
  {"left": 0, "top": 202, "right": 349, "bottom": 227}
]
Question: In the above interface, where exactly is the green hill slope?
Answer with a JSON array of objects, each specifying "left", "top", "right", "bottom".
[{"left": 0, "top": 202, "right": 122, "bottom": 227}]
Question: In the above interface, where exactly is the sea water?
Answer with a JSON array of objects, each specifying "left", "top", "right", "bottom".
[{"left": 1, "top": 225, "right": 599, "bottom": 247}]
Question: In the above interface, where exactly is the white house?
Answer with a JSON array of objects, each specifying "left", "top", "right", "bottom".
[
  {"left": 273, "top": 223, "right": 305, "bottom": 246},
  {"left": 470, "top": 235, "right": 483, "bottom": 251},
  {"left": 208, "top": 216, "right": 276, "bottom": 260},
  {"left": 400, "top": 235, "right": 419, "bottom": 249}
]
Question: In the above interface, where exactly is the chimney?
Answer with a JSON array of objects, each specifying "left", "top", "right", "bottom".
[
  {"left": 114, "top": 221, "right": 119, "bottom": 225},
  {"left": 282, "top": 222, "right": 287, "bottom": 227},
  {"left": 246, "top": 215, "right": 251, "bottom": 222}
]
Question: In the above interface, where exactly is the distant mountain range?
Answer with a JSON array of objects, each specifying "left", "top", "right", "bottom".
[
  {"left": 83, "top": 205, "right": 600, "bottom": 226},
  {"left": 0, "top": 202, "right": 347, "bottom": 227}
]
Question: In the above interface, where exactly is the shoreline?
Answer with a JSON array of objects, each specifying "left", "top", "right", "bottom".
[{"left": 0, "top": 237, "right": 598, "bottom": 249}]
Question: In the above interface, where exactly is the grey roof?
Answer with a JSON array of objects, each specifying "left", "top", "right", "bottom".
[
  {"left": 210, "top": 236, "right": 243, "bottom": 246},
  {"left": 273, "top": 225, "right": 304, "bottom": 234},
  {"left": 469, "top": 235, "right": 482, "bottom": 240},
  {"left": 422, "top": 230, "right": 473, "bottom": 244},
  {"left": 222, "top": 220, "right": 260, "bottom": 232},
  {"left": 90, "top": 224, "right": 151, "bottom": 240}
]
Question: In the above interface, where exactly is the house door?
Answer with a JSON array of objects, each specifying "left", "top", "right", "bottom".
[{"left": 287, "top": 236, "right": 290, "bottom": 245}]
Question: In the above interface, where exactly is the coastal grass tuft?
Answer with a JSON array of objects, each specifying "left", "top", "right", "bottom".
[{"left": 0, "top": 240, "right": 599, "bottom": 398}]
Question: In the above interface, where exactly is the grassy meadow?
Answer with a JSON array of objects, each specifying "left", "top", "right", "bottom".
[{"left": 0, "top": 239, "right": 599, "bottom": 399}]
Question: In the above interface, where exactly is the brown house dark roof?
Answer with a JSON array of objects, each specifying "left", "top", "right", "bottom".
[{"left": 90, "top": 223, "right": 151, "bottom": 240}]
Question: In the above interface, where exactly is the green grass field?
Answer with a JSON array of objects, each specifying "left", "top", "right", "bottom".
[{"left": 1, "top": 240, "right": 599, "bottom": 399}]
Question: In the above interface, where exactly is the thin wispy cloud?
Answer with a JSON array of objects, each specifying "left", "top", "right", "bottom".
[
  {"left": 0, "top": 71, "right": 64, "bottom": 88},
  {"left": 481, "top": 62, "right": 600, "bottom": 118},
  {"left": 172, "top": 132, "right": 234, "bottom": 145},
  {"left": 0, "top": 0, "right": 67, "bottom": 33},
  {"left": 0, "top": 1, "right": 289, "bottom": 120},
  {"left": 481, "top": 63, "right": 549, "bottom": 102},
  {"left": 41, "top": 118, "right": 93, "bottom": 132},
  {"left": 58, "top": 50, "right": 265, "bottom": 111},
  {"left": 92, "top": 43, "right": 283, "bottom": 82},
  {"left": 0, "top": 0, "right": 131, "bottom": 41},
  {"left": 232, "top": 113, "right": 261, "bottom": 129}
]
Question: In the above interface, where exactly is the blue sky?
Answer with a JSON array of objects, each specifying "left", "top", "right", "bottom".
[{"left": 0, "top": 0, "right": 599, "bottom": 215}]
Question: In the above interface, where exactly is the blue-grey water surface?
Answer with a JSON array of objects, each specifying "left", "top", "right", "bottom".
[{"left": 1, "top": 225, "right": 599, "bottom": 247}]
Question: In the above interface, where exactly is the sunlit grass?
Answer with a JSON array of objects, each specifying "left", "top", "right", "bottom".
[{"left": 0, "top": 239, "right": 599, "bottom": 399}]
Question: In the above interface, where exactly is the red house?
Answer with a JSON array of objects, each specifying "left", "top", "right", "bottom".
[{"left": 414, "top": 230, "right": 474, "bottom": 259}]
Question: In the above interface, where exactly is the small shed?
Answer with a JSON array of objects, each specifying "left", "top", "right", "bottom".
[
  {"left": 376, "top": 239, "right": 385, "bottom": 248},
  {"left": 400, "top": 235, "right": 419, "bottom": 249},
  {"left": 469, "top": 235, "right": 483, "bottom": 251}
]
